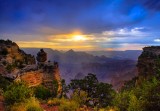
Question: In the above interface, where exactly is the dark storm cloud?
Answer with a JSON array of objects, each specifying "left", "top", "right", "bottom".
[
  {"left": 0, "top": 0, "right": 152, "bottom": 34},
  {"left": 143, "top": 0, "right": 160, "bottom": 11}
]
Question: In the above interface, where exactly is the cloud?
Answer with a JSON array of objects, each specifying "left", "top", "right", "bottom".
[
  {"left": 16, "top": 40, "right": 97, "bottom": 51},
  {"left": 111, "top": 43, "right": 145, "bottom": 51},
  {"left": 102, "top": 27, "right": 149, "bottom": 38},
  {"left": 154, "top": 39, "right": 160, "bottom": 42},
  {"left": 0, "top": 0, "right": 152, "bottom": 34}
]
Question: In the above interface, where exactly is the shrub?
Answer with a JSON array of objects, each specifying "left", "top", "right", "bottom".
[
  {"left": 69, "top": 74, "right": 115, "bottom": 107},
  {"left": 113, "top": 91, "right": 131, "bottom": 111},
  {"left": 113, "top": 76, "right": 160, "bottom": 111},
  {"left": 47, "top": 98, "right": 79, "bottom": 111},
  {"left": 0, "top": 75, "right": 11, "bottom": 91},
  {"left": 26, "top": 97, "right": 43, "bottom": 111},
  {"left": 9, "top": 97, "right": 43, "bottom": 111},
  {"left": 71, "top": 89, "right": 88, "bottom": 106},
  {"left": 34, "top": 85, "right": 51, "bottom": 100},
  {"left": 4, "top": 81, "right": 33, "bottom": 105}
]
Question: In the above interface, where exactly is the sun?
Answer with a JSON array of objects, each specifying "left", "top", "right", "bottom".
[{"left": 73, "top": 35, "right": 86, "bottom": 41}]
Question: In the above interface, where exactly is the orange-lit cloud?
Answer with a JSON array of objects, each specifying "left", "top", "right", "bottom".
[
  {"left": 47, "top": 33, "right": 94, "bottom": 42},
  {"left": 16, "top": 41, "right": 97, "bottom": 51},
  {"left": 15, "top": 27, "right": 149, "bottom": 51},
  {"left": 15, "top": 31, "right": 116, "bottom": 51},
  {"left": 16, "top": 41, "right": 60, "bottom": 48}
]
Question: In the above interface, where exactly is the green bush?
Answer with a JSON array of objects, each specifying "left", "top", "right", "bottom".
[
  {"left": 69, "top": 74, "right": 115, "bottom": 107},
  {"left": 113, "top": 91, "right": 131, "bottom": 111},
  {"left": 9, "top": 97, "right": 42, "bottom": 111},
  {"left": 71, "top": 89, "right": 88, "bottom": 106},
  {"left": 34, "top": 85, "right": 51, "bottom": 100},
  {"left": 47, "top": 98, "right": 79, "bottom": 111},
  {"left": 26, "top": 97, "right": 43, "bottom": 111},
  {"left": 4, "top": 81, "right": 33, "bottom": 105},
  {"left": 113, "top": 76, "right": 160, "bottom": 111},
  {"left": 58, "top": 99, "right": 79, "bottom": 111}
]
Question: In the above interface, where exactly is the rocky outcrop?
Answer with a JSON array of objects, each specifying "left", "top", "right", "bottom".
[
  {"left": 16, "top": 61, "right": 62, "bottom": 94},
  {"left": 137, "top": 46, "right": 160, "bottom": 79},
  {"left": 0, "top": 39, "right": 36, "bottom": 70},
  {"left": 41, "top": 61, "right": 62, "bottom": 94},
  {"left": 0, "top": 40, "right": 62, "bottom": 96},
  {"left": 18, "top": 49, "right": 62, "bottom": 94}
]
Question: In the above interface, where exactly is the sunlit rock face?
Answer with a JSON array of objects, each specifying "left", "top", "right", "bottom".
[
  {"left": 0, "top": 39, "right": 36, "bottom": 68},
  {"left": 17, "top": 61, "right": 62, "bottom": 95},
  {"left": 20, "top": 71, "right": 43, "bottom": 87},
  {"left": 137, "top": 46, "right": 160, "bottom": 79}
]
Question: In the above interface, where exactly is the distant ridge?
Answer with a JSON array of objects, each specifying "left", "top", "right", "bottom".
[
  {"left": 22, "top": 48, "right": 138, "bottom": 89},
  {"left": 87, "top": 50, "right": 142, "bottom": 60}
]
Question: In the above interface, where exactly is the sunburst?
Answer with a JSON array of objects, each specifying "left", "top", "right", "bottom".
[{"left": 73, "top": 35, "right": 86, "bottom": 41}]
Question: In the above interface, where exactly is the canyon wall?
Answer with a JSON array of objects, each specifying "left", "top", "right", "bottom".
[{"left": 137, "top": 46, "right": 160, "bottom": 79}]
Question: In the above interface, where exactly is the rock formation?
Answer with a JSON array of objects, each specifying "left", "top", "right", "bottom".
[
  {"left": 0, "top": 40, "right": 35, "bottom": 74},
  {"left": 0, "top": 40, "right": 62, "bottom": 96},
  {"left": 0, "top": 40, "right": 35, "bottom": 64},
  {"left": 19, "top": 49, "right": 62, "bottom": 95},
  {"left": 137, "top": 46, "right": 160, "bottom": 79},
  {"left": 36, "top": 49, "right": 47, "bottom": 63},
  {"left": 40, "top": 61, "right": 62, "bottom": 95}
]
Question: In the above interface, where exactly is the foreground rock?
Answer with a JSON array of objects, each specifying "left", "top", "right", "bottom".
[{"left": 0, "top": 39, "right": 62, "bottom": 95}]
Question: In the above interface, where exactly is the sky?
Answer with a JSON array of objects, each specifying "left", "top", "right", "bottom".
[{"left": 0, "top": 0, "right": 160, "bottom": 51}]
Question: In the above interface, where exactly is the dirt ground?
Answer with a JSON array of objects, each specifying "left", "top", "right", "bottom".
[
  {"left": 0, "top": 96, "right": 5, "bottom": 111},
  {"left": 41, "top": 104, "right": 58, "bottom": 111}
]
